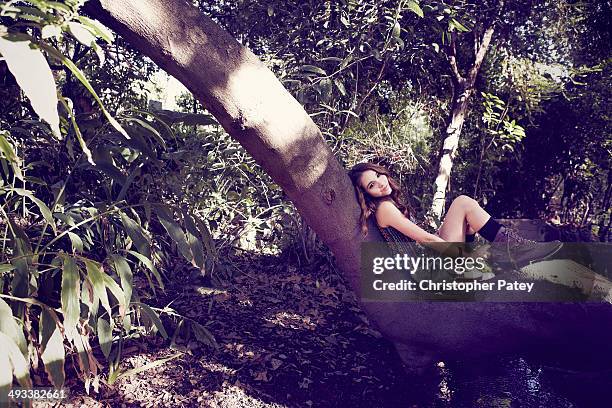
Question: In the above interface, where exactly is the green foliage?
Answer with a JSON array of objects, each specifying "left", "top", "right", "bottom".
[
  {"left": 480, "top": 92, "right": 525, "bottom": 152},
  {"left": 201, "top": 0, "right": 431, "bottom": 140},
  {"left": 0, "top": 0, "right": 218, "bottom": 394},
  {"left": 152, "top": 120, "right": 292, "bottom": 257}
]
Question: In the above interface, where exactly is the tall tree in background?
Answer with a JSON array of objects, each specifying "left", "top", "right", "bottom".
[{"left": 427, "top": 0, "right": 505, "bottom": 221}]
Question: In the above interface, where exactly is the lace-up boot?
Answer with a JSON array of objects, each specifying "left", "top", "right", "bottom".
[{"left": 491, "top": 226, "right": 563, "bottom": 269}]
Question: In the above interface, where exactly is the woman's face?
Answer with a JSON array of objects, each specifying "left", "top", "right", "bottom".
[{"left": 358, "top": 169, "right": 392, "bottom": 198}]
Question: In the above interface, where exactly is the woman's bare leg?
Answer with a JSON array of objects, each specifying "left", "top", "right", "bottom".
[{"left": 437, "top": 195, "right": 491, "bottom": 242}]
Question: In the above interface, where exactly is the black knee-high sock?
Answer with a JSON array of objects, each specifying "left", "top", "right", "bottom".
[{"left": 477, "top": 217, "right": 503, "bottom": 242}]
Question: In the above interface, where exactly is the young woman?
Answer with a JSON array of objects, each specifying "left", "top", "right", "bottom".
[{"left": 348, "top": 162, "right": 562, "bottom": 266}]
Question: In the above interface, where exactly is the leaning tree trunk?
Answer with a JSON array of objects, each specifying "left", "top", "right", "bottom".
[
  {"left": 85, "top": 0, "right": 364, "bottom": 294},
  {"left": 429, "top": 22, "right": 497, "bottom": 221},
  {"left": 87, "top": 0, "right": 612, "bottom": 373}
]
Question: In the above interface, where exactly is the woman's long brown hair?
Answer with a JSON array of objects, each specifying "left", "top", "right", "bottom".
[{"left": 348, "top": 162, "right": 412, "bottom": 236}]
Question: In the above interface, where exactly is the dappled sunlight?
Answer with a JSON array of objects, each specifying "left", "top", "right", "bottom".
[
  {"left": 225, "top": 64, "right": 301, "bottom": 135},
  {"left": 263, "top": 311, "right": 319, "bottom": 331},
  {"left": 200, "top": 361, "right": 239, "bottom": 377},
  {"left": 222, "top": 62, "right": 333, "bottom": 191},
  {"left": 202, "top": 383, "right": 290, "bottom": 408}
]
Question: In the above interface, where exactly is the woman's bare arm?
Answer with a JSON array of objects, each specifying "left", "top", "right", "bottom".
[{"left": 375, "top": 201, "right": 461, "bottom": 256}]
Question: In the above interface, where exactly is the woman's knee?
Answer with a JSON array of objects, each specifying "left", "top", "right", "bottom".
[{"left": 452, "top": 195, "right": 477, "bottom": 210}]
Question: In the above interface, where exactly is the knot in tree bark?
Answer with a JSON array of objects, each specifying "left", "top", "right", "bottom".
[{"left": 322, "top": 188, "right": 336, "bottom": 205}]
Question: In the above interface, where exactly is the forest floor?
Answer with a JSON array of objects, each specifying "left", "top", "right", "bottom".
[{"left": 38, "top": 251, "right": 609, "bottom": 407}]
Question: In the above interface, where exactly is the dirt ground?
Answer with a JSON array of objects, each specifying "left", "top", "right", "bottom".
[{"left": 33, "top": 251, "right": 610, "bottom": 407}]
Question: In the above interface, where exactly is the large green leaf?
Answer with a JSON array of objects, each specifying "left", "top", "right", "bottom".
[
  {"left": 392, "top": 21, "right": 401, "bottom": 38},
  {"left": 76, "top": 16, "right": 114, "bottom": 43},
  {"left": 97, "top": 316, "right": 112, "bottom": 359},
  {"left": 101, "top": 273, "right": 125, "bottom": 315},
  {"left": 195, "top": 217, "right": 217, "bottom": 259},
  {"left": 190, "top": 321, "right": 218, "bottom": 349},
  {"left": 0, "top": 125, "right": 16, "bottom": 150},
  {"left": 67, "top": 231, "right": 84, "bottom": 253},
  {"left": 67, "top": 21, "right": 96, "bottom": 47},
  {"left": 182, "top": 211, "right": 206, "bottom": 272},
  {"left": 123, "top": 125, "right": 158, "bottom": 159},
  {"left": 44, "top": 2, "right": 72, "bottom": 13},
  {"left": 0, "top": 331, "right": 32, "bottom": 392},
  {"left": 0, "top": 264, "right": 15, "bottom": 273},
  {"left": 0, "top": 346, "right": 12, "bottom": 405},
  {"left": 450, "top": 18, "right": 469, "bottom": 32},
  {"left": 406, "top": 0, "right": 424, "bottom": 18},
  {"left": 0, "top": 132, "right": 23, "bottom": 180},
  {"left": 92, "top": 144, "right": 125, "bottom": 183},
  {"left": 154, "top": 204, "right": 193, "bottom": 265},
  {"left": 61, "top": 254, "right": 80, "bottom": 341},
  {"left": 41, "top": 43, "right": 130, "bottom": 140},
  {"left": 93, "top": 159, "right": 126, "bottom": 185},
  {"left": 119, "top": 211, "right": 151, "bottom": 257},
  {"left": 85, "top": 259, "right": 110, "bottom": 318},
  {"left": 110, "top": 254, "right": 133, "bottom": 308},
  {"left": 12, "top": 188, "right": 57, "bottom": 233},
  {"left": 72, "top": 330, "right": 98, "bottom": 393},
  {"left": 302, "top": 64, "right": 327, "bottom": 76},
  {"left": 54, "top": 212, "right": 77, "bottom": 227},
  {"left": 2, "top": 4, "right": 47, "bottom": 20},
  {"left": 41, "top": 24, "right": 62, "bottom": 40},
  {"left": 125, "top": 117, "right": 167, "bottom": 150},
  {"left": 334, "top": 79, "right": 347, "bottom": 96},
  {"left": 8, "top": 220, "right": 33, "bottom": 313},
  {"left": 135, "top": 303, "right": 167, "bottom": 338},
  {"left": 40, "top": 308, "right": 65, "bottom": 388},
  {"left": 0, "top": 298, "right": 27, "bottom": 358},
  {"left": 60, "top": 97, "right": 94, "bottom": 165},
  {"left": 0, "top": 36, "right": 60, "bottom": 137},
  {"left": 128, "top": 250, "right": 164, "bottom": 291}
]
